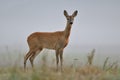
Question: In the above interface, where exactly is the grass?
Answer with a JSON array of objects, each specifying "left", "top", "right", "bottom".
[
  {"left": 0, "top": 65, "right": 120, "bottom": 80},
  {"left": 0, "top": 49, "right": 120, "bottom": 80}
]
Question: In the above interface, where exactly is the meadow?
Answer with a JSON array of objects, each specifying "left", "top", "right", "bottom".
[{"left": 0, "top": 48, "right": 120, "bottom": 80}]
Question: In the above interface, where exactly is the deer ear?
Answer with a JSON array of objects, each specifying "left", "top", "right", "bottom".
[
  {"left": 64, "top": 10, "right": 68, "bottom": 17},
  {"left": 72, "top": 10, "right": 78, "bottom": 17}
]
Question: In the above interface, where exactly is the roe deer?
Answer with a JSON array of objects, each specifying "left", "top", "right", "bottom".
[{"left": 24, "top": 10, "right": 78, "bottom": 71}]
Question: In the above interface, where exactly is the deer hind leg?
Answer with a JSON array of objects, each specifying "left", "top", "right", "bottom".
[
  {"left": 24, "top": 50, "right": 33, "bottom": 70},
  {"left": 29, "top": 48, "right": 43, "bottom": 68}
]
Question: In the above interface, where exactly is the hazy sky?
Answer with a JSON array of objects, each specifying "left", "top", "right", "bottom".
[{"left": 0, "top": 0, "right": 120, "bottom": 47}]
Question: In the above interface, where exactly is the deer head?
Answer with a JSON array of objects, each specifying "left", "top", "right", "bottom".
[{"left": 64, "top": 10, "right": 78, "bottom": 25}]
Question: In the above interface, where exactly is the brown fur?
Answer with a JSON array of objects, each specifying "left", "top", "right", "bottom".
[{"left": 24, "top": 10, "right": 78, "bottom": 71}]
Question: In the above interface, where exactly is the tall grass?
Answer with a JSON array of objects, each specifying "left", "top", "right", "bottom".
[
  {"left": 0, "top": 48, "right": 120, "bottom": 80},
  {"left": 87, "top": 49, "right": 95, "bottom": 65}
]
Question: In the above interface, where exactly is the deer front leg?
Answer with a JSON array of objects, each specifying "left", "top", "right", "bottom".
[
  {"left": 59, "top": 49, "right": 63, "bottom": 72},
  {"left": 56, "top": 50, "right": 60, "bottom": 71}
]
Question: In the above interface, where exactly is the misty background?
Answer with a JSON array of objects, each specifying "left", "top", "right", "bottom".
[{"left": 0, "top": 0, "right": 120, "bottom": 66}]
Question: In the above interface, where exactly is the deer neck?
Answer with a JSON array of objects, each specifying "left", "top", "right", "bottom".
[{"left": 64, "top": 22, "right": 72, "bottom": 39}]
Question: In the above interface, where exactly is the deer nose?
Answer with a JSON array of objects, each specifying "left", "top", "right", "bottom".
[{"left": 70, "top": 22, "right": 73, "bottom": 24}]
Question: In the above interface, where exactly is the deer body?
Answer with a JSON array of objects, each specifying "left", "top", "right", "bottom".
[
  {"left": 24, "top": 10, "right": 78, "bottom": 71},
  {"left": 28, "top": 31, "right": 69, "bottom": 50}
]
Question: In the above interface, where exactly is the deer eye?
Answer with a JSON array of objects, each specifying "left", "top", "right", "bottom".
[{"left": 67, "top": 18, "right": 70, "bottom": 20}]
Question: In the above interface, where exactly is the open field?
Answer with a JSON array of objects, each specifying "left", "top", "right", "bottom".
[
  {"left": 0, "top": 65, "right": 120, "bottom": 80},
  {"left": 0, "top": 49, "right": 120, "bottom": 80}
]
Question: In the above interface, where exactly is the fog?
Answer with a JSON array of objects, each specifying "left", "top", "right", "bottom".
[{"left": 0, "top": 0, "right": 120, "bottom": 64}]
